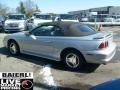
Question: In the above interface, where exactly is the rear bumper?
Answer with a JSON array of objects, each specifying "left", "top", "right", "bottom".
[{"left": 82, "top": 43, "right": 116, "bottom": 64}]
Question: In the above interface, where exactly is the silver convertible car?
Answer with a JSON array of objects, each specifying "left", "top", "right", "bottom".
[{"left": 3, "top": 22, "right": 116, "bottom": 71}]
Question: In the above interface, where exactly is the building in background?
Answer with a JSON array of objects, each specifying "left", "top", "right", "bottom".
[{"left": 69, "top": 6, "right": 120, "bottom": 22}]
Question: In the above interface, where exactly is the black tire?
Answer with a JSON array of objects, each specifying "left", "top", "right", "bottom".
[
  {"left": 8, "top": 40, "right": 20, "bottom": 55},
  {"left": 62, "top": 50, "right": 86, "bottom": 71}
]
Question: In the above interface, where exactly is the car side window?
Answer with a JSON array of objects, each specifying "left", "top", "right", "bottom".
[
  {"left": 31, "top": 25, "right": 54, "bottom": 36},
  {"left": 31, "top": 25, "right": 64, "bottom": 36},
  {"left": 53, "top": 26, "right": 64, "bottom": 36}
]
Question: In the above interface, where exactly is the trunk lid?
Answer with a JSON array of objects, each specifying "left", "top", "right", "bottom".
[{"left": 93, "top": 32, "right": 113, "bottom": 42}]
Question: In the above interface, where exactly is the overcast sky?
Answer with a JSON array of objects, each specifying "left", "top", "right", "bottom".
[{"left": 0, "top": 0, "right": 120, "bottom": 13}]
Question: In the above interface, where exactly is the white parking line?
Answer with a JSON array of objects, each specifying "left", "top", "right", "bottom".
[{"left": 39, "top": 64, "right": 58, "bottom": 89}]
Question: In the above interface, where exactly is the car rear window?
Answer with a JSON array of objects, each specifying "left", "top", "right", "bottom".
[
  {"left": 76, "top": 24, "right": 95, "bottom": 32},
  {"left": 65, "top": 24, "right": 96, "bottom": 36}
]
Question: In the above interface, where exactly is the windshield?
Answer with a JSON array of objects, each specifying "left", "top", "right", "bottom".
[
  {"left": 34, "top": 15, "right": 51, "bottom": 20},
  {"left": 60, "top": 14, "right": 77, "bottom": 20},
  {"left": 8, "top": 15, "right": 25, "bottom": 20}
]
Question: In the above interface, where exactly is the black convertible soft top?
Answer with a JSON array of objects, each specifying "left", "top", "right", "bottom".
[
  {"left": 41, "top": 21, "right": 77, "bottom": 29},
  {"left": 41, "top": 21, "right": 96, "bottom": 36}
]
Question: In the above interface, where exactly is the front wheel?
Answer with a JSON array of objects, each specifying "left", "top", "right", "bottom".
[
  {"left": 62, "top": 50, "right": 86, "bottom": 71},
  {"left": 8, "top": 41, "right": 20, "bottom": 55}
]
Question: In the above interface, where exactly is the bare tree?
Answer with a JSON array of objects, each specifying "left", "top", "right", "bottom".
[
  {"left": 0, "top": 3, "right": 9, "bottom": 15},
  {"left": 24, "top": 0, "right": 40, "bottom": 17},
  {"left": 16, "top": 0, "right": 41, "bottom": 17},
  {"left": 35, "top": 5, "right": 41, "bottom": 12},
  {"left": 16, "top": 2, "right": 26, "bottom": 14}
]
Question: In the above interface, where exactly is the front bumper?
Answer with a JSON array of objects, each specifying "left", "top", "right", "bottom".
[
  {"left": 4, "top": 28, "right": 24, "bottom": 32},
  {"left": 4, "top": 26, "right": 25, "bottom": 32},
  {"left": 82, "top": 43, "right": 116, "bottom": 64}
]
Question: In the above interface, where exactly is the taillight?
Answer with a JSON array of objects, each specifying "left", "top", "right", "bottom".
[{"left": 99, "top": 41, "right": 108, "bottom": 49}]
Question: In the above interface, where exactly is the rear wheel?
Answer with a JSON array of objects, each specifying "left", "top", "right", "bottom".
[
  {"left": 62, "top": 50, "right": 86, "bottom": 71},
  {"left": 8, "top": 40, "right": 20, "bottom": 55}
]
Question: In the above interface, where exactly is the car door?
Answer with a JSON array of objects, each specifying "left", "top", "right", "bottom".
[{"left": 21, "top": 25, "right": 55, "bottom": 58}]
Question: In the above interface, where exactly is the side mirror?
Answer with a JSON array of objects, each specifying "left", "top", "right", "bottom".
[{"left": 25, "top": 31, "right": 30, "bottom": 36}]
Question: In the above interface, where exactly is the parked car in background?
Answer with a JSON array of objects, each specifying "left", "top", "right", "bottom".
[
  {"left": 115, "top": 18, "right": 120, "bottom": 22},
  {"left": 30, "top": 14, "right": 52, "bottom": 28},
  {"left": 3, "top": 21, "right": 116, "bottom": 71},
  {"left": 80, "top": 17, "right": 89, "bottom": 22},
  {"left": 103, "top": 17, "right": 115, "bottom": 22},
  {"left": 0, "top": 16, "right": 5, "bottom": 32},
  {"left": 4, "top": 14, "right": 27, "bottom": 32},
  {"left": 55, "top": 14, "right": 78, "bottom": 22}
]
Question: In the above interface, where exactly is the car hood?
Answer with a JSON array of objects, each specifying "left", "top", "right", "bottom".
[
  {"left": 6, "top": 32, "right": 26, "bottom": 38},
  {"left": 5, "top": 19, "right": 25, "bottom": 24},
  {"left": 14, "top": 31, "right": 26, "bottom": 35},
  {"left": 4, "top": 32, "right": 26, "bottom": 43}
]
